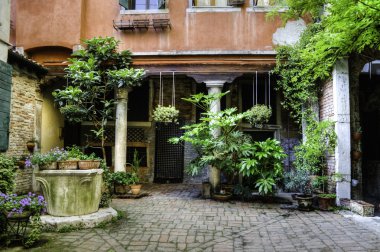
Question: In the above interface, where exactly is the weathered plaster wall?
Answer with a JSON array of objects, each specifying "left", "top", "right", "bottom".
[
  {"left": 15, "top": 0, "right": 285, "bottom": 54},
  {"left": 15, "top": 0, "right": 83, "bottom": 50},
  {"left": 41, "top": 85, "right": 64, "bottom": 153},
  {"left": 0, "top": 0, "right": 11, "bottom": 62}
]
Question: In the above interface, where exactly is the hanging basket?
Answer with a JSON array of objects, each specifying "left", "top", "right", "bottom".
[
  {"left": 246, "top": 104, "right": 272, "bottom": 126},
  {"left": 152, "top": 105, "right": 179, "bottom": 124}
]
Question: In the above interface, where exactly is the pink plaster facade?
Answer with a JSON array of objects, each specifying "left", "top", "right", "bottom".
[{"left": 14, "top": 0, "right": 282, "bottom": 60}]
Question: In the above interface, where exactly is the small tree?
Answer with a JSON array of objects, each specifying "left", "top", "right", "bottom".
[{"left": 53, "top": 37, "right": 145, "bottom": 160}]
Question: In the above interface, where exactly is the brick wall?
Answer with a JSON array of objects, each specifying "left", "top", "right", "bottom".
[
  {"left": 4, "top": 66, "right": 41, "bottom": 193},
  {"left": 320, "top": 80, "right": 334, "bottom": 120},
  {"left": 319, "top": 80, "right": 336, "bottom": 192}
]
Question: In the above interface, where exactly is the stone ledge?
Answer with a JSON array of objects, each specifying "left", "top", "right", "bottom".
[
  {"left": 40, "top": 207, "right": 118, "bottom": 231},
  {"left": 340, "top": 198, "right": 374, "bottom": 217}
]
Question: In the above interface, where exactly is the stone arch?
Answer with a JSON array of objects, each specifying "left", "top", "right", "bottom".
[{"left": 25, "top": 46, "right": 73, "bottom": 65}]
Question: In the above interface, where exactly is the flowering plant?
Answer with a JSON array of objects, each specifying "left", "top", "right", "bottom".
[
  {"left": 26, "top": 147, "right": 68, "bottom": 167},
  {"left": 0, "top": 192, "right": 46, "bottom": 217},
  {"left": 152, "top": 105, "right": 179, "bottom": 123}
]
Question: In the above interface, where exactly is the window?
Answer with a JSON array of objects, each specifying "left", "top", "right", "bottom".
[
  {"left": 252, "top": 0, "right": 285, "bottom": 7},
  {"left": 0, "top": 61, "right": 12, "bottom": 151},
  {"left": 120, "top": 0, "right": 166, "bottom": 10},
  {"left": 193, "top": 0, "right": 230, "bottom": 7}
]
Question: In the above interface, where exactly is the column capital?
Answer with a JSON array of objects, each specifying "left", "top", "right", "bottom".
[{"left": 205, "top": 80, "right": 225, "bottom": 89}]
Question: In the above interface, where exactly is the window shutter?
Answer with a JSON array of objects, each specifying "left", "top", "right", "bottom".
[
  {"left": 119, "top": 0, "right": 129, "bottom": 9},
  {"left": 0, "top": 61, "right": 12, "bottom": 151}
]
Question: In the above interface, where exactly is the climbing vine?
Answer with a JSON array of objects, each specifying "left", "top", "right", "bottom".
[{"left": 272, "top": 0, "right": 380, "bottom": 122}]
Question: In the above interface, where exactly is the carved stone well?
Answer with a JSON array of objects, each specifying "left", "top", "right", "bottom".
[{"left": 35, "top": 169, "right": 103, "bottom": 217}]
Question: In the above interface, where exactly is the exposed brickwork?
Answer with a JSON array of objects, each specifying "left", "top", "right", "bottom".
[
  {"left": 320, "top": 80, "right": 336, "bottom": 193},
  {"left": 4, "top": 66, "right": 42, "bottom": 193},
  {"left": 14, "top": 167, "right": 34, "bottom": 194},
  {"left": 320, "top": 80, "right": 334, "bottom": 120}
]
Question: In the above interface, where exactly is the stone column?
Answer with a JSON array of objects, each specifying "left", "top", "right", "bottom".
[
  {"left": 333, "top": 59, "right": 351, "bottom": 202},
  {"left": 205, "top": 80, "right": 224, "bottom": 193},
  {"left": 114, "top": 87, "right": 129, "bottom": 172}
]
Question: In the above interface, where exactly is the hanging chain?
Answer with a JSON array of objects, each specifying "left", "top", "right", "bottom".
[
  {"left": 268, "top": 72, "right": 271, "bottom": 107},
  {"left": 172, "top": 72, "right": 175, "bottom": 107}
]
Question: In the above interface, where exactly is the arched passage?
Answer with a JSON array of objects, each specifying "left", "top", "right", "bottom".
[{"left": 359, "top": 60, "right": 380, "bottom": 207}]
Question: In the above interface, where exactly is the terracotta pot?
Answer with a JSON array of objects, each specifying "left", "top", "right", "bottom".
[
  {"left": 26, "top": 142, "right": 35, "bottom": 152},
  {"left": 130, "top": 184, "right": 142, "bottom": 195},
  {"left": 58, "top": 160, "right": 78, "bottom": 170},
  {"left": 114, "top": 184, "right": 129, "bottom": 195},
  {"left": 212, "top": 193, "right": 232, "bottom": 201},
  {"left": 352, "top": 132, "right": 362, "bottom": 142},
  {"left": 352, "top": 151, "right": 362, "bottom": 161},
  {"left": 78, "top": 160, "right": 101, "bottom": 170},
  {"left": 318, "top": 195, "right": 336, "bottom": 211},
  {"left": 18, "top": 160, "right": 26, "bottom": 169},
  {"left": 40, "top": 162, "right": 57, "bottom": 170}
]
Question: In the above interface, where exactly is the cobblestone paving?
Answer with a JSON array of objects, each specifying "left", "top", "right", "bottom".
[{"left": 35, "top": 184, "right": 380, "bottom": 251}]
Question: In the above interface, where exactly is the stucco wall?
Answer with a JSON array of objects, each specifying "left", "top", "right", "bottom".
[
  {"left": 41, "top": 85, "right": 64, "bottom": 153},
  {"left": 15, "top": 0, "right": 283, "bottom": 53}
]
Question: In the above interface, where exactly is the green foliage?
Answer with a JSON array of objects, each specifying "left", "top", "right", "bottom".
[
  {"left": 110, "top": 172, "right": 130, "bottom": 185},
  {"left": 53, "top": 37, "right": 145, "bottom": 160},
  {"left": 283, "top": 169, "right": 312, "bottom": 195},
  {"left": 24, "top": 216, "right": 42, "bottom": 248},
  {"left": 294, "top": 119, "right": 336, "bottom": 174},
  {"left": 239, "top": 139, "right": 286, "bottom": 195},
  {"left": 318, "top": 193, "right": 336, "bottom": 198},
  {"left": 245, "top": 105, "right": 272, "bottom": 127},
  {"left": 152, "top": 105, "right": 179, "bottom": 123},
  {"left": 171, "top": 93, "right": 286, "bottom": 195},
  {"left": 273, "top": 0, "right": 380, "bottom": 122},
  {"left": 0, "top": 154, "right": 16, "bottom": 193}
]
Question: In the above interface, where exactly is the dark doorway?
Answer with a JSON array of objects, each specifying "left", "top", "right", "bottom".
[
  {"left": 359, "top": 60, "right": 380, "bottom": 206},
  {"left": 154, "top": 122, "right": 184, "bottom": 183}
]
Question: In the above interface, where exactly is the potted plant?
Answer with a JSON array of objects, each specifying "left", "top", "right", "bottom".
[
  {"left": 293, "top": 117, "right": 337, "bottom": 211},
  {"left": 245, "top": 104, "right": 272, "bottom": 128},
  {"left": 57, "top": 146, "right": 82, "bottom": 170},
  {"left": 17, "top": 155, "right": 28, "bottom": 169},
  {"left": 0, "top": 192, "right": 46, "bottom": 247},
  {"left": 26, "top": 138, "right": 38, "bottom": 153},
  {"left": 152, "top": 105, "right": 179, "bottom": 124},
  {"left": 26, "top": 147, "right": 67, "bottom": 170},
  {"left": 284, "top": 169, "right": 312, "bottom": 200},
  {"left": 111, "top": 171, "right": 131, "bottom": 194},
  {"left": 352, "top": 127, "right": 362, "bottom": 142},
  {"left": 78, "top": 153, "right": 101, "bottom": 170},
  {"left": 126, "top": 150, "right": 142, "bottom": 195}
]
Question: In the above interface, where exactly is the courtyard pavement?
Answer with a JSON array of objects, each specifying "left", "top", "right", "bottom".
[{"left": 14, "top": 184, "right": 380, "bottom": 251}]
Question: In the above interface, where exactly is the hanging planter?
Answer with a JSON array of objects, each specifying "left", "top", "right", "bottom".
[
  {"left": 153, "top": 105, "right": 179, "bottom": 124},
  {"left": 245, "top": 104, "right": 272, "bottom": 128},
  {"left": 352, "top": 150, "right": 362, "bottom": 161},
  {"left": 153, "top": 72, "right": 179, "bottom": 124}
]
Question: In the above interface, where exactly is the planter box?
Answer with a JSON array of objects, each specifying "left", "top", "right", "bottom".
[
  {"left": 350, "top": 200, "right": 374, "bottom": 217},
  {"left": 58, "top": 160, "right": 78, "bottom": 170},
  {"left": 78, "top": 160, "right": 101, "bottom": 170}
]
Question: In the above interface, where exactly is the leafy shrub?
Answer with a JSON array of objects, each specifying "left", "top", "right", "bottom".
[
  {"left": 110, "top": 172, "right": 130, "bottom": 185},
  {"left": 0, "top": 154, "right": 16, "bottom": 193}
]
